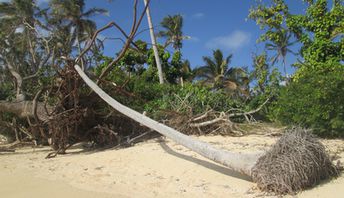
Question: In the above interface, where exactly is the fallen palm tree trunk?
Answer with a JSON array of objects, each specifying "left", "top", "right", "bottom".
[
  {"left": 75, "top": 65, "right": 259, "bottom": 175},
  {"left": 74, "top": 64, "right": 340, "bottom": 194}
]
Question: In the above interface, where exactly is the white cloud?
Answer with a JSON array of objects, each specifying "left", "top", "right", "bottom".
[
  {"left": 188, "top": 36, "right": 199, "bottom": 42},
  {"left": 192, "top": 12, "right": 205, "bottom": 19},
  {"left": 206, "top": 30, "right": 251, "bottom": 50}
]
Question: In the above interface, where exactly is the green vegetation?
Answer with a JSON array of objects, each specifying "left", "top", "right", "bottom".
[{"left": 250, "top": 0, "right": 344, "bottom": 136}]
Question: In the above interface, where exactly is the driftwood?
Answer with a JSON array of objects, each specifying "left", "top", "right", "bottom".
[{"left": 0, "top": 101, "right": 52, "bottom": 121}]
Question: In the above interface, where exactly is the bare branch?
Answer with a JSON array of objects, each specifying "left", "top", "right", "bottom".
[
  {"left": 189, "top": 112, "right": 227, "bottom": 128},
  {"left": 191, "top": 110, "right": 213, "bottom": 122},
  {"left": 228, "top": 98, "right": 269, "bottom": 118}
]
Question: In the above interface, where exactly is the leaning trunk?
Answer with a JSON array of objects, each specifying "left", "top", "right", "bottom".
[
  {"left": 143, "top": 0, "right": 164, "bottom": 84},
  {"left": 74, "top": 64, "right": 261, "bottom": 176}
]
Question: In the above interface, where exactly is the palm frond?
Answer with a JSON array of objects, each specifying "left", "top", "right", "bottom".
[
  {"left": 193, "top": 66, "right": 213, "bottom": 77},
  {"left": 159, "top": 14, "right": 184, "bottom": 50},
  {"left": 202, "top": 56, "right": 217, "bottom": 75},
  {"left": 83, "top": 8, "right": 108, "bottom": 17}
]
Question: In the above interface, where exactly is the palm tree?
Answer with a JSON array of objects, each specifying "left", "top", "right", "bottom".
[
  {"left": 0, "top": 0, "right": 35, "bottom": 25},
  {"left": 181, "top": 59, "right": 193, "bottom": 82},
  {"left": 143, "top": 0, "right": 164, "bottom": 84},
  {"left": 224, "top": 67, "right": 250, "bottom": 97},
  {"left": 0, "top": 0, "right": 39, "bottom": 100},
  {"left": 194, "top": 49, "right": 245, "bottom": 88},
  {"left": 265, "top": 30, "right": 296, "bottom": 78},
  {"left": 194, "top": 49, "right": 249, "bottom": 97},
  {"left": 158, "top": 14, "right": 193, "bottom": 85},
  {"left": 49, "top": 0, "right": 107, "bottom": 68},
  {"left": 158, "top": 14, "right": 184, "bottom": 51}
]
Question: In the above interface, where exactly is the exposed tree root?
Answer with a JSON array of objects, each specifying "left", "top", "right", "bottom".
[
  {"left": 42, "top": 61, "right": 149, "bottom": 157},
  {"left": 252, "top": 127, "right": 340, "bottom": 195}
]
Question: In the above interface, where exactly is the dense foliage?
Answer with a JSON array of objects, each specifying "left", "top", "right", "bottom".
[{"left": 250, "top": 0, "right": 344, "bottom": 136}]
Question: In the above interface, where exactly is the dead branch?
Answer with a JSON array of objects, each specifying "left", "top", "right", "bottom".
[
  {"left": 76, "top": 0, "right": 150, "bottom": 81},
  {"left": 94, "top": 125, "right": 118, "bottom": 136},
  {"left": 185, "top": 98, "right": 269, "bottom": 135},
  {"left": 228, "top": 98, "right": 269, "bottom": 118},
  {"left": 191, "top": 110, "right": 212, "bottom": 122},
  {"left": 114, "top": 130, "right": 153, "bottom": 148},
  {"left": 189, "top": 112, "right": 227, "bottom": 128}
]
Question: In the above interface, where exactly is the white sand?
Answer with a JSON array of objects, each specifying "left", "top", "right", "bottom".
[{"left": 0, "top": 135, "right": 343, "bottom": 197}]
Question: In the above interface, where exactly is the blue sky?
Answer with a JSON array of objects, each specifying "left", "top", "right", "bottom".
[
  {"left": 85, "top": 0, "right": 269, "bottom": 69},
  {"left": 41, "top": 0, "right": 307, "bottom": 74}
]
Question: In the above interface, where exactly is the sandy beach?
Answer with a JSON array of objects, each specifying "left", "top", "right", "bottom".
[{"left": 1, "top": 135, "right": 343, "bottom": 197}]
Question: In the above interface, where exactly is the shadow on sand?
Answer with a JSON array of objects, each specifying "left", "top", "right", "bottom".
[{"left": 158, "top": 138, "right": 252, "bottom": 182}]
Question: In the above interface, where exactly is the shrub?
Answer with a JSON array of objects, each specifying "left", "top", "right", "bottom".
[
  {"left": 144, "top": 83, "right": 243, "bottom": 117},
  {"left": 0, "top": 82, "right": 14, "bottom": 100},
  {"left": 271, "top": 64, "right": 344, "bottom": 137}
]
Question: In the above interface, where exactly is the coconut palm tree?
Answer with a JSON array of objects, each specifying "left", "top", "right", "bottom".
[
  {"left": 158, "top": 14, "right": 193, "bottom": 85},
  {"left": 49, "top": 0, "right": 107, "bottom": 67},
  {"left": 74, "top": 64, "right": 260, "bottom": 176},
  {"left": 265, "top": 30, "right": 296, "bottom": 78},
  {"left": 194, "top": 49, "right": 249, "bottom": 96},
  {"left": 158, "top": 14, "right": 186, "bottom": 51},
  {"left": 0, "top": 0, "right": 40, "bottom": 100},
  {"left": 194, "top": 49, "right": 232, "bottom": 86},
  {"left": 0, "top": 0, "right": 37, "bottom": 27},
  {"left": 0, "top": 0, "right": 37, "bottom": 58},
  {"left": 181, "top": 59, "right": 193, "bottom": 82}
]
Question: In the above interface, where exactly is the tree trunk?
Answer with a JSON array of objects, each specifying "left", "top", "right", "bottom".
[
  {"left": 180, "top": 76, "right": 184, "bottom": 87},
  {"left": 4, "top": 61, "right": 25, "bottom": 101},
  {"left": 74, "top": 64, "right": 262, "bottom": 176},
  {"left": 143, "top": 0, "right": 164, "bottom": 84},
  {"left": 0, "top": 101, "right": 52, "bottom": 121},
  {"left": 76, "top": 33, "right": 85, "bottom": 71},
  {"left": 283, "top": 58, "right": 287, "bottom": 79}
]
